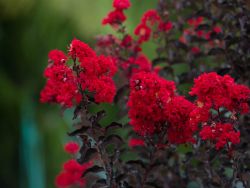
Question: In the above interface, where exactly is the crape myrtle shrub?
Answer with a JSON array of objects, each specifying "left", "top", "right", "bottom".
[{"left": 40, "top": 0, "right": 250, "bottom": 187}]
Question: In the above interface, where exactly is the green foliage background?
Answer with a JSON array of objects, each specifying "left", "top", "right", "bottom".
[{"left": 0, "top": 0, "right": 159, "bottom": 187}]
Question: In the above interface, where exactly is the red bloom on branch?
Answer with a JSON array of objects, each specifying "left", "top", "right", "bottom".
[
  {"left": 123, "top": 53, "right": 152, "bottom": 75},
  {"left": 121, "top": 34, "right": 133, "bottom": 47},
  {"left": 213, "top": 26, "right": 222, "bottom": 34},
  {"left": 158, "top": 21, "right": 173, "bottom": 32},
  {"left": 113, "top": 0, "right": 131, "bottom": 10},
  {"left": 128, "top": 72, "right": 176, "bottom": 135},
  {"left": 190, "top": 72, "right": 250, "bottom": 113},
  {"left": 102, "top": 9, "right": 126, "bottom": 26},
  {"left": 134, "top": 23, "right": 151, "bottom": 43},
  {"left": 191, "top": 46, "right": 201, "bottom": 54},
  {"left": 55, "top": 160, "right": 92, "bottom": 188},
  {"left": 165, "top": 96, "right": 197, "bottom": 144},
  {"left": 48, "top": 50, "right": 68, "bottom": 65},
  {"left": 141, "top": 9, "right": 161, "bottom": 26},
  {"left": 40, "top": 64, "right": 80, "bottom": 108},
  {"left": 187, "top": 16, "right": 203, "bottom": 27},
  {"left": 64, "top": 142, "right": 80, "bottom": 154},
  {"left": 79, "top": 54, "right": 117, "bottom": 103},
  {"left": 69, "top": 39, "right": 96, "bottom": 62},
  {"left": 200, "top": 123, "right": 240, "bottom": 150},
  {"left": 129, "top": 138, "right": 145, "bottom": 147}
]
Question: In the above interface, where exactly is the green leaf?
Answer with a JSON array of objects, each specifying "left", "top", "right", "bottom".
[
  {"left": 172, "top": 63, "right": 190, "bottom": 76},
  {"left": 176, "top": 144, "right": 192, "bottom": 154}
]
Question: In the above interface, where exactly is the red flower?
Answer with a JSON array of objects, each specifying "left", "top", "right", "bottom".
[
  {"left": 200, "top": 123, "right": 240, "bottom": 150},
  {"left": 159, "top": 21, "right": 173, "bottom": 32},
  {"left": 64, "top": 142, "right": 80, "bottom": 154},
  {"left": 141, "top": 9, "right": 161, "bottom": 26},
  {"left": 205, "top": 31, "right": 212, "bottom": 40},
  {"left": 128, "top": 72, "right": 176, "bottom": 135},
  {"left": 48, "top": 50, "right": 67, "bottom": 65},
  {"left": 69, "top": 39, "right": 96, "bottom": 62},
  {"left": 191, "top": 46, "right": 201, "bottom": 54},
  {"left": 213, "top": 26, "right": 222, "bottom": 34},
  {"left": 190, "top": 72, "right": 250, "bottom": 113},
  {"left": 55, "top": 160, "right": 92, "bottom": 188},
  {"left": 41, "top": 39, "right": 117, "bottom": 107},
  {"left": 196, "top": 30, "right": 204, "bottom": 38},
  {"left": 129, "top": 138, "right": 145, "bottom": 147},
  {"left": 123, "top": 53, "right": 152, "bottom": 75},
  {"left": 187, "top": 16, "right": 203, "bottom": 27},
  {"left": 102, "top": 9, "right": 126, "bottom": 26},
  {"left": 113, "top": 0, "right": 131, "bottom": 10},
  {"left": 40, "top": 64, "right": 79, "bottom": 108},
  {"left": 165, "top": 96, "right": 197, "bottom": 144},
  {"left": 121, "top": 34, "right": 133, "bottom": 47},
  {"left": 79, "top": 54, "right": 117, "bottom": 103},
  {"left": 134, "top": 23, "right": 151, "bottom": 43}
]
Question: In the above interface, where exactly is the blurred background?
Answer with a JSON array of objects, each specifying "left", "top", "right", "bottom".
[{"left": 0, "top": 0, "right": 157, "bottom": 187}]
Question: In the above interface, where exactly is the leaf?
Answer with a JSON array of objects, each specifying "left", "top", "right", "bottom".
[
  {"left": 83, "top": 148, "right": 98, "bottom": 162},
  {"left": 67, "top": 126, "right": 90, "bottom": 136},
  {"left": 187, "top": 181, "right": 200, "bottom": 188},
  {"left": 102, "top": 134, "right": 124, "bottom": 147},
  {"left": 172, "top": 63, "right": 190, "bottom": 76},
  {"left": 126, "top": 160, "right": 146, "bottom": 169},
  {"left": 217, "top": 67, "right": 231, "bottom": 75},
  {"left": 114, "top": 84, "right": 129, "bottom": 103},
  {"left": 116, "top": 174, "right": 127, "bottom": 183},
  {"left": 72, "top": 105, "right": 82, "bottom": 120},
  {"left": 195, "top": 24, "right": 211, "bottom": 31},
  {"left": 82, "top": 165, "right": 105, "bottom": 177},
  {"left": 224, "top": 167, "right": 233, "bottom": 178},
  {"left": 92, "top": 184, "right": 108, "bottom": 188},
  {"left": 208, "top": 48, "right": 225, "bottom": 55},
  {"left": 152, "top": 57, "right": 168, "bottom": 66},
  {"left": 146, "top": 182, "right": 161, "bottom": 188},
  {"left": 176, "top": 144, "right": 192, "bottom": 154},
  {"left": 174, "top": 41, "right": 188, "bottom": 51},
  {"left": 105, "top": 122, "right": 122, "bottom": 132}
]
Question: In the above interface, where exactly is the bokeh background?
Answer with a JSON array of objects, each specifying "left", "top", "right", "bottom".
[{"left": 0, "top": 0, "right": 158, "bottom": 187}]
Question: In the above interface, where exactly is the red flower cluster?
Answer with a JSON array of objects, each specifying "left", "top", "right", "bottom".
[
  {"left": 190, "top": 72, "right": 250, "bottom": 149},
  {"left": 102, "top": 0, "right": 131, "bottom": 26},
  {"left": 134, "top": 23, "right": 152, "bottom": 44},
  {"left": 134, "top": 9, "right": 173, "bottom": 44},
  {"left": 55, "top": 159, "right": 92, "bottom": 188},
  {"left": 165, "top": 96, "right": 197, "bottom": 144},
  {"left": 64, "top": 141, "right": 80, "bottom": 154},
  {"left": 40, "top": 50, "right": 80, "bottom": 107},
  {"left": 113, "top": 0, "right": 131, "bottom": 10},
  {"left": 70, "top": 39, "right": 117, "bottom": 103},
  {"left": 187, "top": 16, "right": 203, "bottom": 27},
  {"left": 40, "top": 39, "right": 117, "bottom": 107},
  {"left": 200, "top": 123, "right": 240, "bottom": 150},
  {"left": 121, "top": 53, "right": 152, "bottom": 75},
  {"left": 190, "top": 72, "right": 250, "bottom": 113},
  {"left": 128, "top": 72, "right": 176, "bottom": 135}
]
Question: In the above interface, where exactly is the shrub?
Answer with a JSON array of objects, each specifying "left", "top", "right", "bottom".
[{"left": 40, "top": 0, "right": 250, "bottom": 187}]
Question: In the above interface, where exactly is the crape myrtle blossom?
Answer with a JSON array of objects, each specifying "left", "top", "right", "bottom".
[
  {"left": 190, "top": 72, "right": 250, "bottom": 149},
  {"left": 55, "top": 159, "right": 92, "bottom": 187},
  {"left": 102, "top": 0, "right": 131, "bottom": 26},
  {"left": 200, "top": 123, "right": 240, "bottom": 150},
  {"left": 128, "top": 71, "right": 176, "bottom": 135},
  {"left": 190, "top": 72, "right": 250, "bottom": 113},
  {"left": 134, "top": 9, "right": 173, "bottom": 44},
  {"left": 40, "top": 39, "right": 117, "bottom": 107},
  {"left": 64, "top": 141, "right": 80, "bottom": 154}
]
